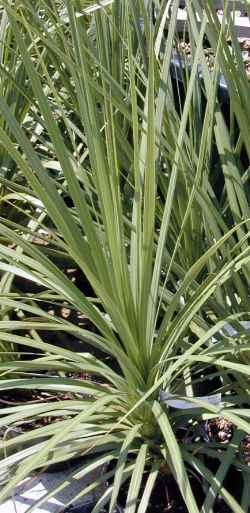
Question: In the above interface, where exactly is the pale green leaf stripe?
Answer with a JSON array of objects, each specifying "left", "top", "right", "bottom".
[
  {"left": 0, "top": 376, "right": 110, "bottom": 396},
  {"left": 152, "top": 401, "right": 200, "bottom": 513},
  {"left": 149, "top": 17, "right": 208, "bottom": 340},
  {"left": 137, "top": 465, "right": 159, "bottom": 513},
  {"left": 124, "top": 443, "right": 148, "bottom": 513},
  {"left": 140, "top": 18, "right": 156, "bottom": 359},
  {"left": 127, "top": 0, "right": 142, "bottom": 308},
  {"left": 109, "top": 424, "right": 141, "bottom": 513}
]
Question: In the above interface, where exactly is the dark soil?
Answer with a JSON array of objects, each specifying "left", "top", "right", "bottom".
[
  {"left": 0, "top": 388, "right": 74, "bottom": 408},
  {"left": 115, "top": 471, "right": 233, "bottom": 513}
]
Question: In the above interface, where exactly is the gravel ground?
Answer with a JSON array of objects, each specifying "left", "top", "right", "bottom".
[
  {"left": 177, "top": 8, "right": 250, "bottom": 75},
  {"left": 177, "top": 37, "right": 250, "bottom": 76}
]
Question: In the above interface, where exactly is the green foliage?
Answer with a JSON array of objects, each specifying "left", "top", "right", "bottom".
[{"left": 0, "top": 1, "right": 249, "bottom": 511}]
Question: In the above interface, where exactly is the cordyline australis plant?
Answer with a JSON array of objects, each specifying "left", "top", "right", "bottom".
[{"left": 0, "top": 1, "right": 249, "bottom": 512}]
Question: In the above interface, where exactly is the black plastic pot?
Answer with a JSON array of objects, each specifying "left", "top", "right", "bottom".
[
  {"left": 170, "top": 52, "right": 229, "bottom": 104},
  {"left": 64, "top": 504, "right": 123, "bottom": 513},
  {"left": 63, "top": 497, "right": 123, "bottom": 513},
  {"left": 64, "top": 504, "right": 94, "bottom": 513},
  {"left": 44, "top": 455, "right": 86, "bottom": 474}
]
